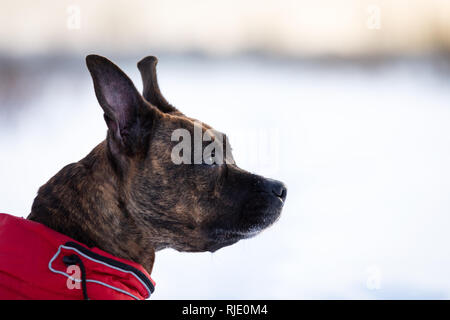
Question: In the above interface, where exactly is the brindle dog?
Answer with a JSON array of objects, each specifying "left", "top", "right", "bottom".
[{"left": 27, "top": 55, "right": 287, "bottom": 274}]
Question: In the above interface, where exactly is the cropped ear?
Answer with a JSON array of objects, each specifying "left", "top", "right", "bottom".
[
  {"left": 86, "top": 54, "right": 151, "bottom": 157},
  {"left": 137, "top": 56, "right": 178, "bottom": 113}
]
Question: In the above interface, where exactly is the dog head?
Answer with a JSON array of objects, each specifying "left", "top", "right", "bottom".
[{"left": 86, "top": 55, "right": 287, "bottom": 253}]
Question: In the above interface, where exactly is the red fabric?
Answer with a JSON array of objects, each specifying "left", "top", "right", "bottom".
[{"left": 0, "top": 213, "right": 155, "bottom": 300}]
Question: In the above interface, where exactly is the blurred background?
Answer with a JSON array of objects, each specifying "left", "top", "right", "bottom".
[{"left": 1, "top": 0, "right": 450, "bottom": 299}]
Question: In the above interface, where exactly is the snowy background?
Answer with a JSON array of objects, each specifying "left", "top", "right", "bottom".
[{"left": 1, "top": 54, "right": 450, "bottom": 299}]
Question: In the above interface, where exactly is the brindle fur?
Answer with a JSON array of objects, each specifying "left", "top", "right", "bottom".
[{"left": 27, "top": 55, "right": 287, "bottom": 274}]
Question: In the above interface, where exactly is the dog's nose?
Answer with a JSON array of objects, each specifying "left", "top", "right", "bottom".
[
  {"left": 264, "top": 179, "right": 287, "bottom": 201},
  {"left": 272, "top": 181, "right": 287, "bottom": 201}
]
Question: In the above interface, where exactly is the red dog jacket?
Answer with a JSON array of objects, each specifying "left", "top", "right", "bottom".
[{"left": 0, "top": 213, "right": 155, "bottom": 300}]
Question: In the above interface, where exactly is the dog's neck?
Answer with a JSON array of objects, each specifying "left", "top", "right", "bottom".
[{"left": 27, "top": 141, "right": 156, "bottom": 274}]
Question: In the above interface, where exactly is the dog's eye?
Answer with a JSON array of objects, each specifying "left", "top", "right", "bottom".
[{"left": 204, "top": 149, "right": 216, "bottom": 166}]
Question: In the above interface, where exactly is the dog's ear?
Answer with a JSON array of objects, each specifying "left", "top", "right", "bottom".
[
  {"left": 137, "top": 56, "right": 178, "bottom": 113},
  {"left": 86, "top": 54, "right": 153, "bottom": 158}
]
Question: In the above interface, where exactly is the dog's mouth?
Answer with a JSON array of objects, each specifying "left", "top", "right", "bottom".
[
  {"left": 212, "top": 226, "right": 263, "bottom": 240},
  {"left": 206, "top": 202, "right": 284, "bottom": 252},
  {"left": 206, "top": 225, "right": 270, "bottom": 252}
]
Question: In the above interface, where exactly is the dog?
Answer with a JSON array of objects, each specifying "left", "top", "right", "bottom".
[{"left": 16, "top": 54, "right": 286, "bottom": 296}]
